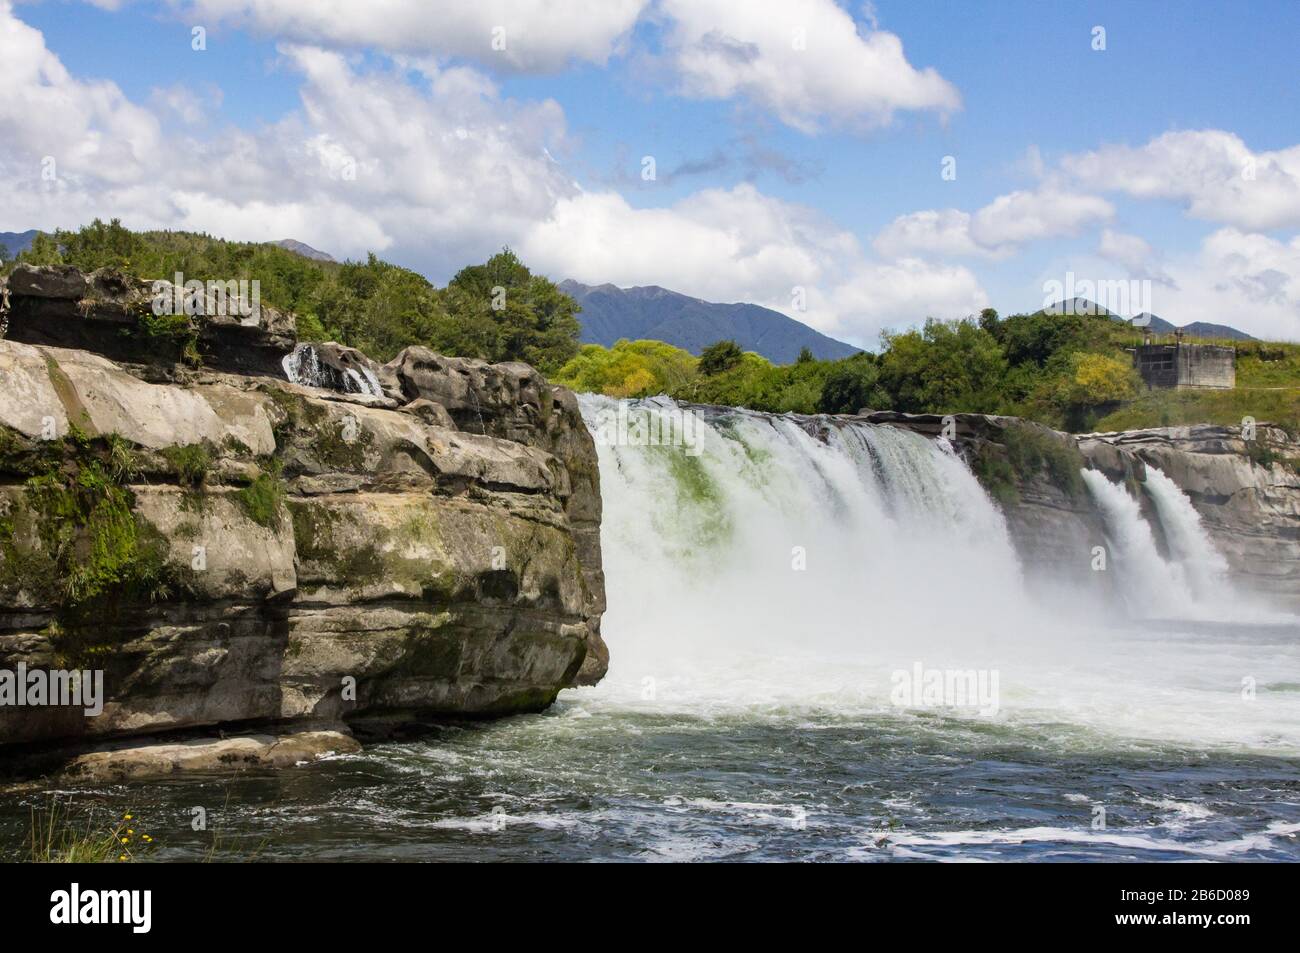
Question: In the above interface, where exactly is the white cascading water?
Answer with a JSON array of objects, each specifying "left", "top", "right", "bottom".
[
  {"left": 578, "top": 395, "right": 1300, "bottom": 753},
  {"left": 282, "top": 343, "right": 384, "bottom": 397},
  {"left": 282, "top": 342, "right": 323, "bottom": 387},
  {"left": 581, "top": 394, "right": 1027, "bottom": 670},
  {"left": 1142, "top": 465, "right": 1231, "bottom": 593},
  {"left": 1080, "top": 468, "right": 1200, "bottom": 618},
  {"left": 1081, "top": 465, "right": 1274, "bottom": 622}
]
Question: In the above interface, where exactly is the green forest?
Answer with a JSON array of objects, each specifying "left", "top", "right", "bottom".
[{"left": 6, "top": 219, "right": 1298, "bottom": 434}]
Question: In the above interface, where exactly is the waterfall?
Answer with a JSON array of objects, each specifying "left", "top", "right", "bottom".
[
  {"left": 282, "top": 342, "right": 323, "bottom": 387},
  {"left": 1142, "top": 465, "right": 1231, "bottom": 592},
  {"left": 1080, "top": 468, "right": 1197, "bottom": 618},
  {"left": 579, "top": 395, "right": 1028, "bottom": 670},
  {"left": 575, "top": 395, "right": 1298, "bottom": 754},
  {"left": 282, "top": 343, "right": 383, "bottom": 397},
  {"left": 1079, "top": 466, "right": 1265, "bottom": 621}
]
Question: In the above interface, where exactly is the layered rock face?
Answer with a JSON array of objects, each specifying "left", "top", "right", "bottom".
[{"left": 0, "top": 265, "right": 606, "bottom": 764}]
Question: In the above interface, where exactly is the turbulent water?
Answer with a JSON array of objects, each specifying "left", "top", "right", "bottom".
[{"left": 3, "top": 397, "right": 1298, "bottom": 862}]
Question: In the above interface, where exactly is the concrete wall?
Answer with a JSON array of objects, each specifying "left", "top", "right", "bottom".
[
  {"left": 1135, "top": 344, "right": 1235, "bottom": 390},
  {"left": 1179, "top": 344, "right": 1235, "bottom": 388}
]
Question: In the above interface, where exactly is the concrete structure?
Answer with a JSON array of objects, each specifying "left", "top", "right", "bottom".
[{"left": 1134, "top": 337, "right": 1236, "bottom": 390}]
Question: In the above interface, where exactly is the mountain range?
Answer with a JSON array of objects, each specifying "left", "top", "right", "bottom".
[
  {"left": 1043, "top": 298, "right": 1254, "bottom": 341},
  {"left": 560, "top": 280, "right": 860, "bottom": 363}
]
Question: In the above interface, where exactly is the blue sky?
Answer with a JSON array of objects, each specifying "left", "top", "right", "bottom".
[{"left": 4, "top": 0, "right": 1300, "bottom": 344}]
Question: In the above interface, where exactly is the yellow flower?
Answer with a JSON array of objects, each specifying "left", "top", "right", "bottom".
[
  {"left": 119, "top": 854, "right": 127, "bottom": 861},
  {"left": 124, "top": 814, "right": 132, "bottom": 820},
  {"left": 127, "top": 829, "right": 134, "bottom": 835},
  {"left": 120, "top": 837, "right": 129, "bottom": 844}
]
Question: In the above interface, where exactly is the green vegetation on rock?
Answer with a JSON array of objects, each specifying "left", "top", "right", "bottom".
[
  {"left": 0, "top": 432, "right": 191, "bottom": 664},
  {"left": 235, "top": 468, "right": 287, "bottom": 529},
  {"left": 999, "top": 423, "right": 1086, "bottom": 498},
  {"left": 160, "top": 443, "right": 212, "bottom": 488}
]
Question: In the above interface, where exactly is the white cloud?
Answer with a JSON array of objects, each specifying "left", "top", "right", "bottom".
[
  {"left": 1095, "top": 227, "right": 1173, "bottom": 285},
  {"left": 0, "top": 4, "right": 976, "bottom": 344},
  {"left": 519, "top": 184, "right": 849, "bottom": 304},
  {"left": 658, "top": 0, "right": 959, "bottom": 132},
  {"left": 173, "top": 0, "right": 649, "bottom": 71},
  {"left": 873, "top": 209, "right": 988, "bottom": 259},
  {"left": 0, "top": 3, "right": 576, "bottom": 271},
  {"left": 0, "top": 1, "right": 162, "bottom": 184},
  {"left": 167, "top": 0, "right": 959, "bottom": 131},
  {"left": 1097, "top": 228, "right": 1153, "bottom": 273},
  {"left": 1061, "top": 130, "right": 1300, "bottom": 231},
  {"left": 825, "top": 258, "right": 989, "bottom": 340},
  {"left": 969, "top": 189, "right": 1113, "bottom": 248},
  {"left": 874, "top": 189, "right": 1113, "bottom": 260}
]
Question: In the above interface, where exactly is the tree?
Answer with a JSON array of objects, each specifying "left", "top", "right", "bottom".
[
  {"left": 796, "top": 346, "right": 815, "bottom": 364},
  {"left": 53, "top": 218, "right": 143, "bottom": 271},
  {"left": 1063, "top": 352, "right": 1140, "bottom": 407},
  {"left": 552, "top": 339, "right": 697, "bottom": 398},
  {"left": 442, "top": 248, "right": 581, "bottom": 372},
  {"left": 819, "top": 355, "right": 882, "bottom": 414},
  {"left": 698, "top": 339, "right": 744, "bottom": 375},
  {"left": 876, "top": 319, "right": 1008, "bottom": 415}
]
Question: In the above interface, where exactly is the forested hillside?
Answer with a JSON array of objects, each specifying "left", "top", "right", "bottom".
[{"left": 3, "top": 220, "right": 581, "bottom": 372}]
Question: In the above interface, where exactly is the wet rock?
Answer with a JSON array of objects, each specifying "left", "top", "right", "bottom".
[{"left": 57, "top": 728, "right": 361, "bottom": 782}]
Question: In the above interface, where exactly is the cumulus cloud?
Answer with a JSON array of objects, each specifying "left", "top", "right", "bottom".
[
  {"left": 1097, "top": 228, "right": 1154, "bottom": 272},
  {"left": 969, "top": 189, "right": 1113, "bottom": 248},
  {"left": 873, "top": 209, "right": 989, "bottom": 259},
  {"left": 1095, "top": 227, "right": 1174, "bottom": 285},
  {"left": 0, "top": 1, "right": 162, "bottom": 184},
  {"left": 823, "top": 258, "right": 989, "bottom": 340},
  {"left": 873, "top": 189, "right": 1113, "bottom": 259},
  {"left": 173, "top": 0, "right": 649, "bottom": 72},
  {"left": 166, "top": 0, "right": 959, "bottom": 131},
  {"left": 1060, "top": 130, "right": 1300, "bottom": 231},
  {"left": 1153, "top": 229, "right": 1300, "bottom": 341},
  {"left": 658, "top": 0, "right": 960, "bottom": 132}
]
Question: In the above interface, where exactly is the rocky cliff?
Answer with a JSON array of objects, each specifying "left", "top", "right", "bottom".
[{"left": 0, "top": 265, "right": 606, "bottom": 777}]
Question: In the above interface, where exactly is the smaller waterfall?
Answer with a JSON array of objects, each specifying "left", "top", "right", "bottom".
[
  {"left": 282, "top": 343, "right": 383, "bottom": 397},
  {"left": 1081, "top": 466, "right": 1263, "bottom": 621},
  {"left": 1081, "top": 468, "right": 1197, "bottom": 618},
  {"left": 1142, "top": 466, "right": 1231, "bottom": 593},
  {"left": 282, "top": 342, "right": 323, "bottom": 387}
]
